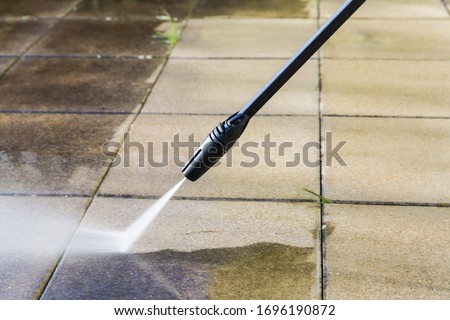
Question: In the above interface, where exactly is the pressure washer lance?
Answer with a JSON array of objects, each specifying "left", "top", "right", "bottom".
[{"left": 182, "top": 0, "right": 366, "bottom": 181}]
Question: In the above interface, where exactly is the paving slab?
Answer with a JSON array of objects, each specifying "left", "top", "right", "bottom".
[
  {"left": 29, "top": 19, "right": 169, "bottom": 57},
  {"left": 324, "top": 204, "right": 450, "bottom": 299},
  {"left": 322, "top": 117, "right": 450, "bottom": 204},
  {"left": 321, "top": 59, "right": 450, "bottom": 117},
  {"left": 172, "top": 18, "right": 318, "bottom": 58},
  {"left": 0, "top": 20, "right": 54, "bottom": 55},
  {"left": 0, "top": 58, "right": 163, "bottom": 113},
  {"left": 99, "top": 114, "right": 319, "bottom": 200},
  {"left": 321, "top": 0, "right": 449, "bottom": 19},
  {"left": 194, "top": 0, "right": 317, "bottom": 18},
  {"left": 42, "top": 198, "right": 319, "bottom": 299},
  {"left": 0, "top": 0, "right": 77, "bottom": 18},
  {"left": 142, "top": 58, "right": 318, "bottom": 115},
  {"left": 322, "top": 19, "right": 450, "bottom": 60},
  {"left": 0, "top": 113, "right": 132, "bottom": 195},
  {"left": 0, "top": 196, "right": 88, "bottom": 299},
  {"left": 69, "top": 0, "right": 197, "bottom": 20}
]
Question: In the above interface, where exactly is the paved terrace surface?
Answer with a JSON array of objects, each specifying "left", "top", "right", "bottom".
[{"left": 0, "top": 0, "right": 449, "bottom": 300}]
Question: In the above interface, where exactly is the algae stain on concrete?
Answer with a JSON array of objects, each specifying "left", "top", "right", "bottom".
[
  {"left": 195, "top": 0, "right": 312, "bottom": 18},
  {"left": 206, "top": 243, "right": 315, "bottom": 299}
]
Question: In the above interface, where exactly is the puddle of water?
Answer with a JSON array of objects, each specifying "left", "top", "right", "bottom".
[{"left": 70, "top": 178, "right": 186, "bottom": 254}]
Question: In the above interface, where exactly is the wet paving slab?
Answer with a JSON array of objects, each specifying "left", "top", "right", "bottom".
[
  {"left": 42, "top": 198, "right": 319, "bottom": 299},
  {"left": 142, "top": 58, "right": 318, "bottom": 115},
  {"left": 0, "top": 20, "right": 54, "bottom": 55},
  {"left": 98, "top": 114, "right": 320, "bottom": 200},
  {"left": 69, "top": 0, "right": 197, "bottom": 20},
  {"left": 172, "top": 19, "right": 318, "bottom": 58},
  {"left": 322, "top": 117, "right": 450, "bottom": 204},
  {"left": 0, "top": 113, "right": 131, "bottom": 195},
  {"left": 324, "top": 204, "right": 450, "bottom": 299},
  {"left": 28, "top": 19, "right": 170, "bottom": 57},
  {"left": 0, "top": 58, "right": 163, "bottom": 113},
  {"left": 193, "top": 0, "right": 316, "bottom": 18},
  {"left": 322, "top": 59, "right": 450, "bottom": 118},
  {"left": 0, "top": 0, "right": 77, "bottom": 18},
  {"left": 321, "top": 0, "right": 449, "bottom": 19},
  {"left": 0, "top": 196, "right": 88, "bottom": 299},
  {"left": 322, "top": 19, "right": 450, "bottom": 60}
]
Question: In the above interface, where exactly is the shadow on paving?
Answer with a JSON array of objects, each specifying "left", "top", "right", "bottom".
[{"left": 42, "top": 242, "right": 315, "bottom": 299}]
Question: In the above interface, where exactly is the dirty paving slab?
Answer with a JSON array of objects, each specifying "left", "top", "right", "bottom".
[{"left": 42, "top": 198, "right": 320, "bottom": 299}]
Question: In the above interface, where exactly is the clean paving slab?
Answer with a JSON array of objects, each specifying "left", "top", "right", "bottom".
[
  {"left": 29, "top": 19, "right": 169, "bottom": 57},
  {"left": 142, "top": 58, "right": 319, "bottom": 115},
  {"left": 172, "top": 18, "right": 318, "bottom": 58},
  {"left": 321, "top": 0, "right": 449, "bottom": 19},
  {"left": 322, "top": 117, "right": 450, "bottom": 204},
  {"left": 99, "top": 114, "right": 320, "bottom": 200},
  {"left": 193, "top": 0, "right": 317, "bottom": 18},
  {"left": 321, "top": 59, "right": 450, "bottom": 117},
  {"left": 42, "top": 197, "right": 319, "bottom": 299},
  {"left": 0, "top": 0, "right": 77, "bottom": 17},
  {"left": 324, "top": 204, "right": 450, "bottom": 299},
  {"left": 0, "top": 20, "right": 54, "bottom": 55},
  {"left": 322, "top": 19, "right": 450, "bottom": 60},
  {"left": 69, "top": 0, "right": 197, "bottom": 20},
  {"left": 0, "top": 58, "right": 164, "bottom": 113},
  {"left": 0, "top": 113, "right": 132, "bottom": 195},
  {"left": 0, "top": 196, "right": 88, "bottom": 299}
]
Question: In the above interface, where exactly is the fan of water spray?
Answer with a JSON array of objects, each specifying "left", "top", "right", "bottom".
[{"left": 70, "top": 178, "right": 186, "bottom": 254}]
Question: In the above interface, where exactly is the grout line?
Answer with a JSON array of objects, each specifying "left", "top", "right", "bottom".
[
  {"left": 169, "top": 56, "right": 319, "bottom": 61},
  {"left": 322, "top": 57, "right": 450, "bottom": 62},
  {"left": 23, "top": 54, "right": 167, "bottom": 60},
  {"left": 1, "top": 192, "right": 448, "bottom": 208},
  {"left": 0, "top": 110, "right": 135, "bottom": 115},
  {"left": 317, "top": 0, "right": 327, "bottom": 301}
]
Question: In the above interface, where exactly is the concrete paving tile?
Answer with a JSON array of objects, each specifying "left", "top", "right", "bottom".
[
  {"left": 99, "top": 114, "right": 319, "bottom": 200},
  {"left": 42, "top": 198, "right": 319, "bottom": 299},
  {"left": 194, "top": 0, "right": 316, "bottom": 18},
  {"left": 322, "top": 117, "right": 450, "bottom": 203},
  {"left": 70, "top": 0, "right": 197, "bottom": 20},
  {"left": 142, "top": 58, "right": 318, "bottom": 115},
  {"left": 0, "top": 0, "right": 77, "bottom": 17},
  {"left": 322, "top": 59, "right": 450, "bottom": 117},
  {"left": 0, "top": 113, "right": 131, "bottom": 195},
  {"left": 0, "top": 196, "right": 88, "bottom": 299},
  {"left": 321, "top": 0, "right": 449, "bottom": 19},
  {"left": 324, "top": 204, "right": 450, "bottom": 299},
  {"left": 0, "top": 20, "right": 54, "bottom": 55},
  {"left": 0, "top": 58, "right": 163, "bottom": 113},
  {"left": 322, "top": 19, "right": 450, "bottom": 60},
  {"left": 29, "top": 19, "right": 169, "bottom": 57},
  {"left": 172, "top": 18, "right": 318, "bottom": 58}
]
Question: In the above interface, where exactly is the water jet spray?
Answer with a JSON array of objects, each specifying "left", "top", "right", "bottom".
[{"left": 183, "top": 0, "right": 366, "bottom": 181}]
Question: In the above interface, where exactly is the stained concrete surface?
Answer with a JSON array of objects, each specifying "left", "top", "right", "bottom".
[
  {"left": 42, "top": 198, "right": 319, "bottom": 299},
  {"left": 0, "top": 114, "right": 131, "bottom": 195},
  {"left": 193, "top": 0, "right": 316, "bottom": 18},
  {"left": 0, "top": 20, "right": 54, "bottom": 55},
  {"left": 0, "top": 58, "right": 164, "bottom": 113},
  {"left": 29, "top": 19, "right": 170, "bottom": 57},
  {"left": 1, "top": 0, "right": 449, "bottom": 301},
  {"left": 0, "top": 0, "right": 77, "bottom": 17}
]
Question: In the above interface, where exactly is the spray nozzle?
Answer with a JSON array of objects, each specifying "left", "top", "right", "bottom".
[{"left": 182, "top": 112, "right": 250, "bottom": 181}]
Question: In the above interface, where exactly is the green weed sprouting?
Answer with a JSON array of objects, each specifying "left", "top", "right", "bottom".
[
  {"left": 304, "top": 189, "right": 333, "bottom": 206},
  {"left": 155, "top": 8, "right": 180, "bottom": 48}
]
